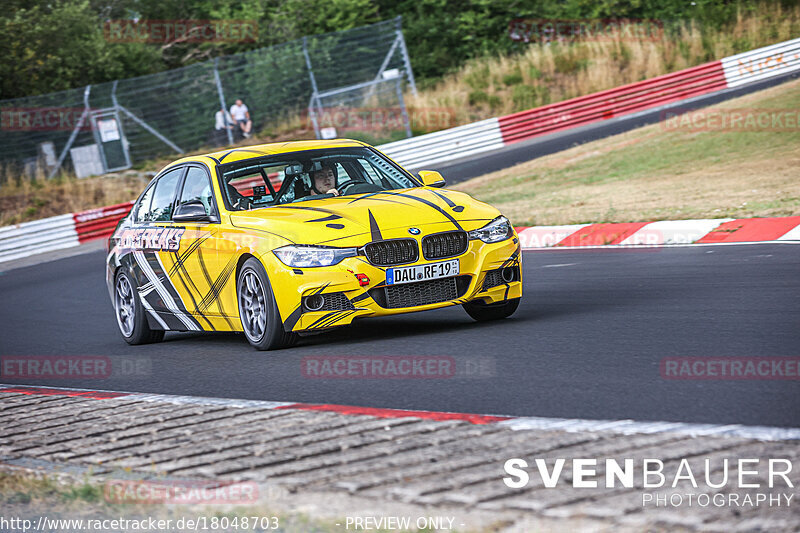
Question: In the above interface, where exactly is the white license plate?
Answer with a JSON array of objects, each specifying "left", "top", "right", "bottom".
[{"left": 386, "top": 259, "right": 459, "bottom": 285}]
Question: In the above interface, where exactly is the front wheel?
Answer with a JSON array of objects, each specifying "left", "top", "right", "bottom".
[
  {"left": 237, "top": 257, "right": 297, "bottom": 351},
  {"left": 463, "top": 297, "right": 520, "bottom": 322},
  {"left": 114, "top": 269, "right": 165, "bottom": 345}
]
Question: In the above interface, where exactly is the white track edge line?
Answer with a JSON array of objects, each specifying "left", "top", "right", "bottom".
[
  {"left": 498, "top": 416, "right": 800, "bottom": 442},
  {"left": 0, "top": 384, "right": 294, "bottom": 410},
  {"left": 1, "top": 384, "right": 798, "bottom": 441}
]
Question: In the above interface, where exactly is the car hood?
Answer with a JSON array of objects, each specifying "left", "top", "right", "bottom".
[{"left": 228, "top": 187, "right": 501, "bottom": 246}]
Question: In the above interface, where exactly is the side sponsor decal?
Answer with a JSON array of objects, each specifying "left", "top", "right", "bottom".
[
  {"left": 133, "top": 250, "right": 201, "bottom": 331},
  {"left": 118, "top": 227, "right": 185, "bottom": 252}
]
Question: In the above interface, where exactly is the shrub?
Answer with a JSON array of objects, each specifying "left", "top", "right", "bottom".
[
  {"left": 511, "top": 85, "right": 539, "bottom": 110},
  {"left": 502, "top": 71, "right": 523, "bottom": 86},
  {"left": 469, "top": 90, "right": 489, "bottom": 106}
]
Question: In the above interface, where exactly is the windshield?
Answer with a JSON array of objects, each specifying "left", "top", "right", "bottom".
[{"left": 218, "top": 147, "right": 419, "bottom": 211}]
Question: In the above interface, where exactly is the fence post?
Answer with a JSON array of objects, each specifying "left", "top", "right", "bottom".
[
  {"left": 48, "top": 85, "right": 91, "bottom": 179},
  {"left": 214, "top": 58, "right": 234, "bottom": 145},
  {"left": 116, "top": 105, "right": 183, "bottom": 154},
  {"left": 303, "top": 36, "right": 322, "bottom": 138},
  {"left": 111, "top": 80, "right": 133, "bottom": 169},
  {"left": 395, "top": 78, "right": 412, "bottom": 139},
  {"left": 396, "top": 16, "right": 417, "bottom": 96}
]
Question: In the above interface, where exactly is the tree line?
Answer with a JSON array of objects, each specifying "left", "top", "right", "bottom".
[{"left": 0, "top": 0, "right": 789, "bottom": 100}]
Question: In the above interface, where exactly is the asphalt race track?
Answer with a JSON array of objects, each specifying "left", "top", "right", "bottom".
[{"left": 1, "top": 243, "right": 798, "bottom": 427}]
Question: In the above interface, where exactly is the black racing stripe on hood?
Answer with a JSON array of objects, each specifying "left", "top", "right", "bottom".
[
  {"left": 428, "top": 189, "right": 455, "bottom": 207},
  {"left": 368, "top": 210, "right": 383, "bottom": 241},
  {"left": 276, "top": 205, "right": 359, "bottom": 224},
  {"left": 346, "top": 192, "right": 406, "bottom": 206},
  {"left": 306, "top": 214, "right": 342, "bottom": 223},
  {"left": 379, "top": 191, "right": 463, "bottom": 231},
  {"left": 229, "top": 217, "right": 297, "bottom": 245},
  {"left": 428, "top": 189, "right": 465, "bottom": 213}
]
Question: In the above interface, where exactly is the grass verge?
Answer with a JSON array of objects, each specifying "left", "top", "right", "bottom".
[{"left": 0, "top": 471, "right": 348, "bottom": 533}]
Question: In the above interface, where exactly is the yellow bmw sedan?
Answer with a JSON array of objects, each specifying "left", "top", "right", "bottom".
[{"left": 106, "top": 139, "right": 522, "bottom": 350}]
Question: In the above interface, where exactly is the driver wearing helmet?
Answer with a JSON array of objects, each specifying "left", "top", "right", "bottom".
[{"left": 310, "top": 163, "right": 339, "bottom": 196}]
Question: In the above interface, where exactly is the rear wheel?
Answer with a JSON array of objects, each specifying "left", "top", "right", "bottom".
[
  {"left": 114, "top": 269, "right": 164, "bottom": 345},
  {"left": 237, "top": 257, "right": 297, "bottom": 350},
  {"left": 463, "top": 297, "right": 520, "bottom": 322}
]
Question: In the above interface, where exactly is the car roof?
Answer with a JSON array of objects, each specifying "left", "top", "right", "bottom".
[{"left": 167, "top": 139, "right": 369, "bottom": 168}]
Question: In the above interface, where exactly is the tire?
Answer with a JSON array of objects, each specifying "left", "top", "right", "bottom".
[
  {"left": 463, "top": 297, "right": 520, "bottom": 322},
  {"left": 114, "top": 269, "right": 165, "bottom": 345},
  {"left": 237, "top": 257, "right": 298, "bottom": 351}
]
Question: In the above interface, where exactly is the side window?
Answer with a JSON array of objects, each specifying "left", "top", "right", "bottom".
[
  {"left": 134, "top": 183, "right": 155, "bottom": 223},
  {"left": 145, "top": 168, "right": 183, "bottom": 222},
  {"left": 178, "top": 166, "right": 216, "bottom": 218},
  {"left": 358, "top": 159, "right": 382, "bottom": 185},
  {"left": 334, "top": 162, "right": 348, "bottom": 181}
]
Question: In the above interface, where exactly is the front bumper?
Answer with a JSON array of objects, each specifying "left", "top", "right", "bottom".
[{"left": 271, "top": 235, "right": 523, "bottom": 333}]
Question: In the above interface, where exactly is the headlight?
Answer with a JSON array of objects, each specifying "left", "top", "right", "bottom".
[
  {"left": 468, "top": 216, "right": 513, "bottom": 243},
  {"left": 273, "top": 245, "right": 357, "bottom": 267}
]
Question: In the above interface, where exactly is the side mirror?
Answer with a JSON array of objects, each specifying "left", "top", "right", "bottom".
[
  {"left": 418, "top": 170, "right": 446, "bottom": 188},
  {"left": 173, "top": 200, "right": 211, "bottom": 222}
]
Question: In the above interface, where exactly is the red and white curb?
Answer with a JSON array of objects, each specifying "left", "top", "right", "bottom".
[
  {"left": 2, "top": 384, "right": 799, "bottom": 442},
  {"left": 516, "top": 216, "right": 800, "bottom": 249}
]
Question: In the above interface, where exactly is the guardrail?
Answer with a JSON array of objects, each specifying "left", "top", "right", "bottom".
[
  {"left": 0, "top": 203, "right": 132, "bottom": 263},
  {"left": 380, "top": 36, "right": 800, "bottom": 169},
  {"left": 378, "top": 118, "right": 504, "bottom": 169},
  {"left": 73, "top": 202, "right": 134, "bottom": 243},
  {"left": 1, "top": 37, "right": 799, "bottom": 264},
  {"left": 721, "top": 37, "right": 800, "bottom": 88},
  {"left": 0, "top": 214, "right": 79, "bottom": 263},
  {"left": 498, "top": 61, "right": 726, "bottom": 144}
]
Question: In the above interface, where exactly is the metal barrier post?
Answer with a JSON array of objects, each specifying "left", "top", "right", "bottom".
[
  {"left": 116, "top": 105, "right": 183, "bottom": 154},
  {"left": 396, "top": 78, "right": 412, "bottom": 138},
  {"left": 214, "top": 58, "right": 234, "bottom": 146},
  {"left": 303, "top": 37, "right": 322, "bottom": 138},
  {"left": 48, "top": 85, "right": 91, "bottom": 179},
  {"left": 110, "top": 81, "right": 133, "bottom": 169},
  {"left": 396, "top": 17, "right": 417, "bottom": 96}
]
